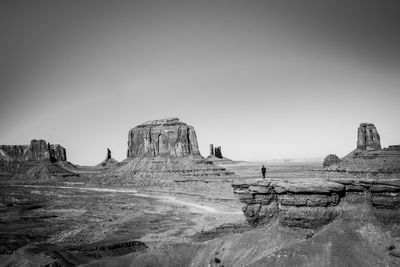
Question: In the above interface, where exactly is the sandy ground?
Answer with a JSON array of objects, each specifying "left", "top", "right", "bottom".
[{"left": 0, "top": 161, "right": 326, "bottom": 266}]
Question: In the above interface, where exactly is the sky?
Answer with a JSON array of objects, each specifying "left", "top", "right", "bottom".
[{"left": 1, "top": 0, "right": 400, "bottom": 165}]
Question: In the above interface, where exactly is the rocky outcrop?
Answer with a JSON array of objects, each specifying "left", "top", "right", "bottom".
[
  {"left": 0, "top": 140, "right": 66, "bottom": 163},
  {"left": 207, "top": 144, "right": 232, "bottom": 164},
  {"left": 98, "top": 149, "right": 119, "bottom": 167},
  {"left": 127, "top": 118, "right": 200, "bottom": 158},
  {"left": 233, "top": 178, "right": 400, "bottom": 228},
  {"left": 214, "top": 146, "right": 222, "bottom": 159},
  {"left": 49, "top": 144, "right": 67, "bottom": 162},
  {"left": 0, "top": 140, "right": 71, "bottom": 181},
  {"left": 357, "top": 123, "right": 381, "bottom": 150},
  {"left": 324, "top": 123, "right": 400, "bottom": 175},
  {"left": 209, "top": 144, "right": 223, "bottom": 159},
  {"left": 106, "top": 118, "right": 234, "bottom": 180},
  {"left": 322, "top": 154, "right": 340, "bottom": 167}
]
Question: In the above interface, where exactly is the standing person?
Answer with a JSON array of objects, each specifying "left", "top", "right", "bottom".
[{"left": 261, "top": 165, "right": 266, "bottom": 178}]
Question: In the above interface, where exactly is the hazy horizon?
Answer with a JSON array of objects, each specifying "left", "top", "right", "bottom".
[{"left": 1, "top": 1, "right": 400, "bottom": 165}]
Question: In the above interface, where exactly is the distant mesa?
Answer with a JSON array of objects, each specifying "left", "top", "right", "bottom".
[
  {"left": 0, "top": 139, "right": 67, "bottom": 163},
  {"left": 98, "top": 118, "right": 234, "bottom": 182},
  {"left": 127, "top": 117, "right": 200, "bottom": 158},
  {"left": 324, "top": 123, "right": 400, "bottom": 174},
  {"left": 0, "top": 139, "right": 72, "bottom": 180},
  {"left": 322, "top": 154, "right": 341, "bottom": 168}
]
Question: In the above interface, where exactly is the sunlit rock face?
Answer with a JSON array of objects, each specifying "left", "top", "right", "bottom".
[
  {"left": 357, "top": 123, "right": 381, "bottom": 151},
  {"left": 127, "top": 118, "right": 201, "bottom": 158}
]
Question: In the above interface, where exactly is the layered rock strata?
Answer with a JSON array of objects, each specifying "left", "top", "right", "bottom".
[
  {"left": 233, "top": 178, "right": 400, "bottom": 228},
  {"left": 116, "top": 118, "right": 234, "bottom": 178},
  {"left": 207, "top": 144, "right": 232, "bottom": 163},
  {"left": 127, "top": 118, "right": 200, "bottom": 158},
  {"left": 325, "top": 123, "right": 400, "bottom": 174},
  {"left": 0, "top": 140, "right": 66, "bottom": 163},
  {"left": 357, "top": 123, "right": 381, "bottom": 150}
]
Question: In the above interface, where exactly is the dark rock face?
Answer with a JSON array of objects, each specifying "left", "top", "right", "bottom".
[
  {"left": 323, "top": 154, "right": 340, "bottom": 167},
  {"left": 49, "top": 144, "right": 67, "bottom": 162},
  {"left": 357, "top": 123, "right": 381, "bottom": 150},
  {"left": 214, "top": 146, "right": 222, "bottom": 159},
  {"left": 29, "top": 140, "right": 49, "bottom": 161},
  {"left": 0, "top": 140, "right": 66, "bottom": 163},
  {"left": 233, "top": 178, "right": 400, "bottom": 228},
  {"left": 209, "top": 144, "right": 214, "bottom": 156},
  {"left": 127, "top": 118, "right": 200, "bottom": 158}
]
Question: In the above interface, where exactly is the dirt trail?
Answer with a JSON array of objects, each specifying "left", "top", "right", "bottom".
[{"left": 14, "top": 184, "right": 241, "bottom": 214}]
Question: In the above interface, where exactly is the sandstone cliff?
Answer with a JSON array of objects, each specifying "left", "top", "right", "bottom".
[
  {"left": 325, "top": 123, "right": 400, "bottom": 175},
  {"left": 233, "top": 178, "right": 400, "bottom": 228},
  {"left": 357, "top": 123, "right": 381, "bottom": 150},
  {"left": 127, "top": 118, "right": 200, "bottom": 158},
  {"left": 0, "top": 140, "right": 70, "bottom": 181},
  {"left": 99, "top": 118, "right": 234, "bottom": 181},
  {"left": 0, "top": 140, "right": 67, "bottom": 163}
]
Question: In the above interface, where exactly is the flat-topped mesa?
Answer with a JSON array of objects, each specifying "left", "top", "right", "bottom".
[
  {"left": 357, "top": 123, "right": 381, "bottom": 151},
  {"left": 0, "top": 139, "right": 67, "bottom": 163},
  {"left": 127, "top": 118, "right": 201, "bottom": 158}
]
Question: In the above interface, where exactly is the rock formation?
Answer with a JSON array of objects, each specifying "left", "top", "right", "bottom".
[
  {"left": 127, "top": 118, "right": 200, "bottom": 158},
  {"left": 214, "top": 146, "right": 222, "bottom": 159},
  {"left": 0, "top": 140, "right": 66, "bottom": 163},
  {"left": 233, "top": 178, "right": 400, "bottom": 227},
  {"left": 107, "top": 148, "right": 111, "bottom": 160},
  {"left": 206, "top": 144, "right": 232, "bottom": 163},
  {"left": 49, "top": 144, "right": 67, "bottom": 162},
  {"left": 102, "top": 118, "right": 234, "bottom": 180},
  {"left": 0, "top": 139, "right": 72, "bottom": 181},
  {"left": 208, "top": 144, "right": 223, "bottom": 159},
  {"left": 98, "top": 148, "right": 119, "bottom": 167},
  {"left": 322, "top": 154, "right": 340, "bottom": 167},
  {"left": 324, "top": 123, "right": 400, "bottom": 175},
  {"left": 357, "top": 123, "right": 381, "bottom": 150}
]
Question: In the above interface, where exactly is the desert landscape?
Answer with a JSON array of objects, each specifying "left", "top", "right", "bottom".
[
  {"left": 1, "top": 118, "right": 400, "bottom": 266},
  {"left": 2, "top": 1, "right": 400, "bottom": 266}
]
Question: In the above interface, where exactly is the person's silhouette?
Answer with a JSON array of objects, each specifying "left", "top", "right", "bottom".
[{"left": 261, "top": 165, "right": 266, "bottom": 178}]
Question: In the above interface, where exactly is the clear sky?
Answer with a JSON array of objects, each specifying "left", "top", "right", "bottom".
[{"left": 1, "top": 0, "right": 399, "bottom": 165}]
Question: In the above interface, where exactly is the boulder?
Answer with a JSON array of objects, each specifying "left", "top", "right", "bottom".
[
  {"left": 323, "top": 154, "right": 340, "bottom": 167},
  {"left": 127, "top": 118, "right": 200, "bottom": 158}
]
